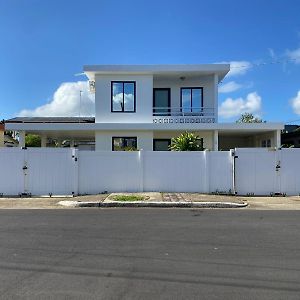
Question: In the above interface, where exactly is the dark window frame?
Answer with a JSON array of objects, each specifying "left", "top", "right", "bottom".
[
  {"left": 112, "top": 136, "right": 137, "bottom": 151},
  {"left": 153, "top": 88, "right": 171, "bottom": 116},
  {"left": 180, "top": 87, "right": 204, "bottom": 113},
  {"left": 153, "top": 139, "right": 171, "bottom": 151},
  {"left": 111, "top": 81, "right": 136, "bottom": 113}
]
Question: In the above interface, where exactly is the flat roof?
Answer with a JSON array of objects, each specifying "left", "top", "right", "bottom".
[
  {"left": 83, "top": 64, "right": 230, "bottom": 81},
  {"left": 6, "top": 117, "right": 95, "bottom": 124}
]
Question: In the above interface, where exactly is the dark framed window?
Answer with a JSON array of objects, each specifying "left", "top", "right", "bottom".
[
  {"left": 112, "top": 137, "right": 137, "bottom": 151},
  {"left": 180, "top": 87, "right": 203, "bottom": 113},
  {"left": 261, "top": 139, "right": 271, "bottom": 148},
  {"left": 153, "top": 139, "right": 171, "bottom": 151},
  {"left": 111, "top": 81, "right": 136, "bottom": 112},
  {"left": 153, "top": 88, "right": 171, "bottom": 116}
]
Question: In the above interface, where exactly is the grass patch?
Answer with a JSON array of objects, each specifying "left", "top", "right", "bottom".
[{"left": 113, "top": 195, "right": 145, "bottom": 202}]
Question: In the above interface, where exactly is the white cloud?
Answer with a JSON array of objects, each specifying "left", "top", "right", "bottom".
[
  {"left": 290, "top": 90, "right": 300, "bottom": 115},
  {"left": 286, "top": 47, "right": 300, "bottom": 64},
  {"left": 217, "top": 60, "right": 252, "bottom": 77},
  {"left": 219, "top": 92, "right": 262, "bottom": 119},
  {"left": 218, "top": 81, "right": 243, "bottom": 93},
  {"left": 18, "top": 81, "right": 95, "bottom": 117},
  {"left": 112, "top": 93, "right": 134, "bottom": 110},
  {"left": 268, "top": 48, "right": 276, "bottom": 59}
]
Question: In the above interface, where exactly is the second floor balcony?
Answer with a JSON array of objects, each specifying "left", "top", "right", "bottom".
[{"left": 152, "top": 106, "right": 216, "bottom": 124}]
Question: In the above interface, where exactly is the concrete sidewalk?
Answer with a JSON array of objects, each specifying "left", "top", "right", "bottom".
[{"left": 0, "top": 193, "right": 300, "bottom": 209}]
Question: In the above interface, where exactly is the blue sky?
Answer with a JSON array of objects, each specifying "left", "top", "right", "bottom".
[{"left": 1, "top": 0, "right": 300, "bottom": 123}]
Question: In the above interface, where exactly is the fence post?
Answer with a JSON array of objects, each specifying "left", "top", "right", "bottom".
[
  {"left": 138, "top": 149, "right": 144, "bottom": 192},
  {"left": 72, "top": 148, "right": 79, "bottom": 196},
  {"left": 230, "top": 149, "right": 236, "bottom": 195},
  {"left": 204, "top": 150, "right": 210, "bottom": 193}
]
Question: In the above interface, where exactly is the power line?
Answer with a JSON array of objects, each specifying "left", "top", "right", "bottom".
[{"left": 229, "top": 57, "right": 299, "bottom": 69}]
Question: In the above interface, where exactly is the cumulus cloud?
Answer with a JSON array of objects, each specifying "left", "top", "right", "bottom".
[
  {"left": 218, "top": 81, "right": 244, "bottom": 93},
  {"left": 112, "top": 93, "right": 134, "bottom": 110},
  {"left": 290, "top": 90, "right": 300, "bottom": 115},
  {"left": 217, "top": 60, "right": 252, "bottom": 77},
  {"left": 219, "top": 92, "right": 262, "bottom": 119},
  {"left": 18, "top": 81, "right": 95, "bottom": 117},
  {"left": 286, "top": 47, "right": 300, "bottom": 64}
]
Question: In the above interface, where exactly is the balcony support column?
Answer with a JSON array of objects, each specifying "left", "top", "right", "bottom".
[
  {"left": 213, "top": 130, "right": 219, "bottom": 151},
  {"left": 41, "top": 135, "right": 47, "bottom": 148},
  {"left": 19, "top": 131, "right": 25, "bottom": 148}
]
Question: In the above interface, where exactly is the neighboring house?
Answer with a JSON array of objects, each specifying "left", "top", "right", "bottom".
[
  {"left": 281, "top": 125, "right": 300, "bottom": 147},
  {"left": 0, "top": 123, "right": 4, "bottom": 147},
  {"left": 5, "top": 64, "right": 283, "bottom": 151}
]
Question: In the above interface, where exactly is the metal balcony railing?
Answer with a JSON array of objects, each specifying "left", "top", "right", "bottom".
[{"left": 153, "top": 107, "right": 215, "bottom": 117}]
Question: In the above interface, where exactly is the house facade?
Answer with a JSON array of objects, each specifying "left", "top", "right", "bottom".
[
  {"left": 0, "top": 123, "right": 4, "bottom": 147},
  {"left": 5, "top": 64, "right": 283, "bottom": 150}
]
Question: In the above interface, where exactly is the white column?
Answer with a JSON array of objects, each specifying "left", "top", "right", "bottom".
[
  {"left": 213, "top": 74, "right": 218, "bottom": 123},
  {"left": 213, "top": 130, "right": 219, "bottom": 151},
  {"left": 19, "top": 131, "right": 25, "bottom": 148},
  {"left": 41, "top": 135, "right": 47, "bottom": 147},
  {"left": 274, "top": 130, "right": 281, "bottom": 148}
]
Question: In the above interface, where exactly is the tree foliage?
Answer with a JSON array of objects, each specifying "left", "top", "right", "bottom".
[
  {"left": 236, "top": 113, "right": 263, "bottom": 123},
  {"left": 170, "top": 132, "right": 204, "bottom": 151},
  {"left": 25, "top": 134, "right": 41, "bottom": 147}
]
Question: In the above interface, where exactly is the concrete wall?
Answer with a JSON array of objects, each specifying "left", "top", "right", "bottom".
[
  {"left": 95, "top": 131, "right": 153, "bottom": 151},
  {"left": 153, "top": 75, "right": 216, "bottom": 112},
  {"left": 153, "top": 131, "right": 214, "bottom": 150},
  {"left": 95, "top": 130, "right": 214, "bottom": 151},
  {"left": 94, "top": 74, "right": 217, "bottom": 124},
  {"left": 95, "top": 74, "right": 153, "bottom": 123}
]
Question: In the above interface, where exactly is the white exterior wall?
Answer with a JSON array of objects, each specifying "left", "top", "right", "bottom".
[
  {"left": 95, "top": 131, "right": 153, "bottom": 151},
  {"left": 153, "top": 131, "right": 214, "bottom": 150},
  {"left": 153, "top": 75, "right": 216, "bottom": 113},
  {"left": 95, "top": 74, "right": 153, "bottom": 123}
]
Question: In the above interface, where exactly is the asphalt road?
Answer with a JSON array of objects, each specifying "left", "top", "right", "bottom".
[{"left": 0, "top": 209, "right": 299, "bottom": 300}]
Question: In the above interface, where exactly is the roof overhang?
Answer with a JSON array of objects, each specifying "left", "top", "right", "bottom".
[
  {"left": 5, "top": 122, "right": 284, "bottom": 132},
  {"left": 83, "top": 64, "right": 230, "bottom": 82}
]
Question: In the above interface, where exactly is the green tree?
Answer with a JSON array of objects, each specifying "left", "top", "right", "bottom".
[
  {"left": 170, "top": 132, "right": 204, "bottom": 151},
  {"left": 236, "top": 113, "right": 263, "bottom": 123},
  {"left": 25, "top": 134, "right": 41, "bottom": 147}
]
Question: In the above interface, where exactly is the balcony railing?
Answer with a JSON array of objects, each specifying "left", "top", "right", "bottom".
[{"left": 153, "top": 107, "right": 216, "bottom": 124}]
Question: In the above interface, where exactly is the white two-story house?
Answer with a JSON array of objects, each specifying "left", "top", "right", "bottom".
[{"left": 5, "top": 64, "right": 283, "bottom": 150}]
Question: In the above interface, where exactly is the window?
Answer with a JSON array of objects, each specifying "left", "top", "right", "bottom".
[
  {"left": 112, "top": 137, "right": 137, "bottom": 151},
  {"left": 111, "top": 81, "right": 136, "bottom": 112},
  {"left": 261, "top": 139, "right": 271, "bottom": 147},
  {"left": 180, "top": 87, "right": 203, "bottom": 113},
  {"left": 153, "top": 139, "right": 171, "bottom": 151}
]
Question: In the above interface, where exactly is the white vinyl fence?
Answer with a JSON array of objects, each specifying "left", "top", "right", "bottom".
[
  {"left": 235, "top": 148, "right": 300, "bottom": 196},
  {"left": 0, "top": 148, "right": 233, "bottom": 196},
  {"left": 0, "top": 147, "right": 300, "bottom": 196}
]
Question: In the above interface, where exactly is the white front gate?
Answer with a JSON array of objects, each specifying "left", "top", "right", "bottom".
[
  {"left": 0, "top": 148, "right": 77, "bottom": 196},
  {"left": 234, "top": 148, "right": 281, "bottom": 195}
]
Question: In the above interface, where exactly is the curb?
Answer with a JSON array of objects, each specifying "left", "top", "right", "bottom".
[{"left": 58, "top": 200, "right": 248, "bottom": 208}]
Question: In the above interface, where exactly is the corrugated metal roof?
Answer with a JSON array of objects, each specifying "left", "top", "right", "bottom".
[{"left": 5, "top": 117, "right": 95, "bottom": 123}]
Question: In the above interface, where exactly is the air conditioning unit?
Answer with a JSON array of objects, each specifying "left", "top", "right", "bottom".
[{"left": 89, "top": 80, "right": 95, "bottom": 93}]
